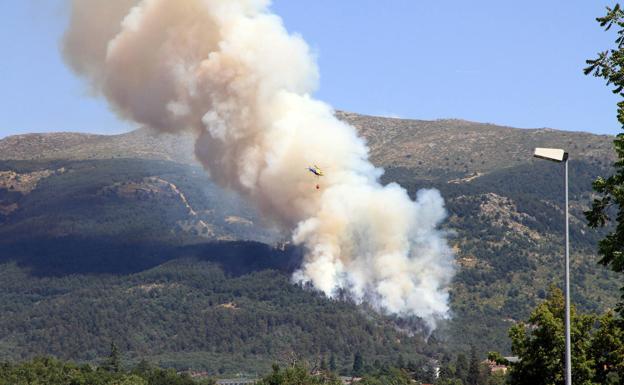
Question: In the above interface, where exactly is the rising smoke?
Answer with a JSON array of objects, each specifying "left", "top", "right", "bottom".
[{"left": 63, "top": 0, "right": 455, "bottom": 328}]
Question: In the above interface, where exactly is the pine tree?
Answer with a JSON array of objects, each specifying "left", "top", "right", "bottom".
[
  {"left": 329, "top": 354, "right": 337, "bottom": 372},
  {"left": 467, "top": 346, "right": 480, "bottom": 385},
  {"left": 438, "top": 354, "right": 454, "bottom": 380},
  {"left": 352, "top": 352, "right": 364, "bottom": 376},
  {"left": 134, "top": 359, "right": 151, "bottom": 374},
  {"left": 396, "top": 354, "right": 405, "bottom": 369},
  {"left": 105, "top": 342, "right": 121, "bottom": 373},
  {"left": 320, "top": 356, "right": 328, "bottom": 371},
  {"left": 455, "top": 353, "right": 468, "bottom": 383},
  {"left": 422, "top": 361, "right": 436, "bottom": 384}
]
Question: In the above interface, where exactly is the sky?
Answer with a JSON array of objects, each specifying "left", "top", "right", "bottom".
[{"left": 0, "top": 0, "right": 621, "bottom": 138}]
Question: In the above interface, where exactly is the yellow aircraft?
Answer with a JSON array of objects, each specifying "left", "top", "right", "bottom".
[
  {"left": 307, "top": 165, "right": 324, "bottom": 177},
  {"left": 307, "top": 165, "right": 324, "bottom": 189}
]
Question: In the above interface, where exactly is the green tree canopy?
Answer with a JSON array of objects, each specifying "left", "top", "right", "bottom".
[
  {"left": 329, "top": 354, "right": 337, "bottom": 373},
  {"left": 506, "top": 287, "right": 595, "bottom": 385},
  {"left": 585, "top": 4, "right": 624, "bottom": 305},
  {"left": 467, "top": 345, "right": 480, "bottom": 385},
  {"left": 0, "top": 357, "right": 148, "bottom": 385},
  {"left": 489, "top": 286, "right": 624, "bottom": 385},
  {"left": 104, "top": 341, "right": 121, "bottom": 373},
  {"left": 359, "top": 367, "right": 412, "bottom": 385},
  {"left": 455, "top": 353, "right": 469, "bottom": 384},
  {"left": 352, "top": 352, "right": 364, "bottom": 376},
  {"left": 257, "top": 364, "right": 341, "bottom": 385},
  {"left": 590, "top": 310, "right": 624, "bottom": 383}
]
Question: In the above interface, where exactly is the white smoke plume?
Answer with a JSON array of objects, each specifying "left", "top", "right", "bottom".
[{"left": 63, "top": 0, "right": 455, "bottom": 328}]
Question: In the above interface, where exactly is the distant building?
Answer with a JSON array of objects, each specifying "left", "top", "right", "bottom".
[
  {"left": 484, "top": 356, "right": 520, "bottom": 374},
  {"left": 186, "top": 371, "right": 210, "bottom": 378},
  {"left": 484, "top": 360, "right": 509, "bottom": 374}
]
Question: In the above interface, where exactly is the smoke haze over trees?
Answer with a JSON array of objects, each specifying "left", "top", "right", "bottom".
[{"left": 61, "top": 0, "right": 455, "bottom": 327}]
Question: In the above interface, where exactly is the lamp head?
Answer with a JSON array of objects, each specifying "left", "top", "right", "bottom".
[{"left": 534, "top": 147, "right": 568, "bottom": 162}]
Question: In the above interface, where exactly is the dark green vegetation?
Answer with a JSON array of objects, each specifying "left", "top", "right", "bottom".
[
  {"left": 339, "top": 111, "right": 619, "bottom": 354},
  {"left": 480, "top": 8, "right": 624, "bottom": 385},
  {"left": 383, "top": 159, "right": 619, "bottom": 353},
  {"left": 0, "top": 159, "right": 442, "bottom": 374},
  {"left": 585, "top": 3, "right": 624, "bottom": 312},
  {"left": 0, "top": 158, "right": 276, "bottom": 247},
  {"left": 0, "top": 356, "right": 215, "bottom": 385},
  {"left": 0, "top": 356, "right": 505, "bottom": 385},
  {"left": 277, "top": 355, "right": 505, "bottom": 385},
  {"left": 0, "top": 109, "right": 620, "bottom": 372},
  {"left": 0, "top": 255, "right": 442, "bottom": 374},
  {"left": 257, "top": 365, "right": 341, "bottom": 385},
  {"left": 490, "top": 287, "right": 624, "bottom": 385}
]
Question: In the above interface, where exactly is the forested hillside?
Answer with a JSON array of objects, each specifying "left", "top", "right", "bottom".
[
  {"left": 0, "top": 112, "right": 619, "bottom": 371},
  {"left": 0, "top": 158, "right": 437, "bottom": 374}
]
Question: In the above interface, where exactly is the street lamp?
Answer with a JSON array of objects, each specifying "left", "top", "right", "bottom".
[{"left": 533, "top": 147, "right": 571, "bottom": 385}]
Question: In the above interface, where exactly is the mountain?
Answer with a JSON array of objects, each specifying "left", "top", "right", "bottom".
[
  {"left": 339, "top": 111, "right": 613, "bottom": 176},
  {"left": 0, "top": 129, "right": 197, "bottom": 164},
  {"left": 337, "top": 112, "right": 619, "bottom": 352},
  {"left": 0, "top": 112, "right": 619, "bottom": 372}
]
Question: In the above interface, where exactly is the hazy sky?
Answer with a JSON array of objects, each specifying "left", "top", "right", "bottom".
[{"left": 0, "top": 1, "right": 621, "bottom": 138}]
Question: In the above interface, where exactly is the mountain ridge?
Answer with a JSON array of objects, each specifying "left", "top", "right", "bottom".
[
  {"left": 0, "top": 111, "right": 619, "bottom": 371},
  {"left": 2, "top": 111, "right": 615, "bottom": 168}
]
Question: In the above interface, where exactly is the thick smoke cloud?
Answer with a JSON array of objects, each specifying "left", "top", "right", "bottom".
[{"left": 63, "top": 0, "right": 455, "bottom": 328}]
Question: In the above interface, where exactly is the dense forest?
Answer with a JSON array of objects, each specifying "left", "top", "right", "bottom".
[
  {"left": 0, "top": 257, "right": 445, "bottom": 374},
  {"left": 1, "top": 96, "right": 622, "bottom": 376},
  {"left": 0, "top": 356, "right": 214, "bottom": 385},
  {"left": 0, "top": 150, "right": 619, "bottom": 370},
  {"left": 384, "top": 159, "right": 619, "bottom": 353},
  {"left": 0, "top": 352, "right": 504, "bottom": 385}
]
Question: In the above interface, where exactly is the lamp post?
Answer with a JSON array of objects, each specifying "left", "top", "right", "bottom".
[{"left": 533, "top": 147, "right": 570, "bottom": 385}]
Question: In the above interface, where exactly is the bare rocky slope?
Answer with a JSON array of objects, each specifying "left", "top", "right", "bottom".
[
  {"left": 3, "top": 112, "right": 614, "bottom": 172},
  {"left": 337, "top": 111, "right": 614, "bottom": 176}
]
